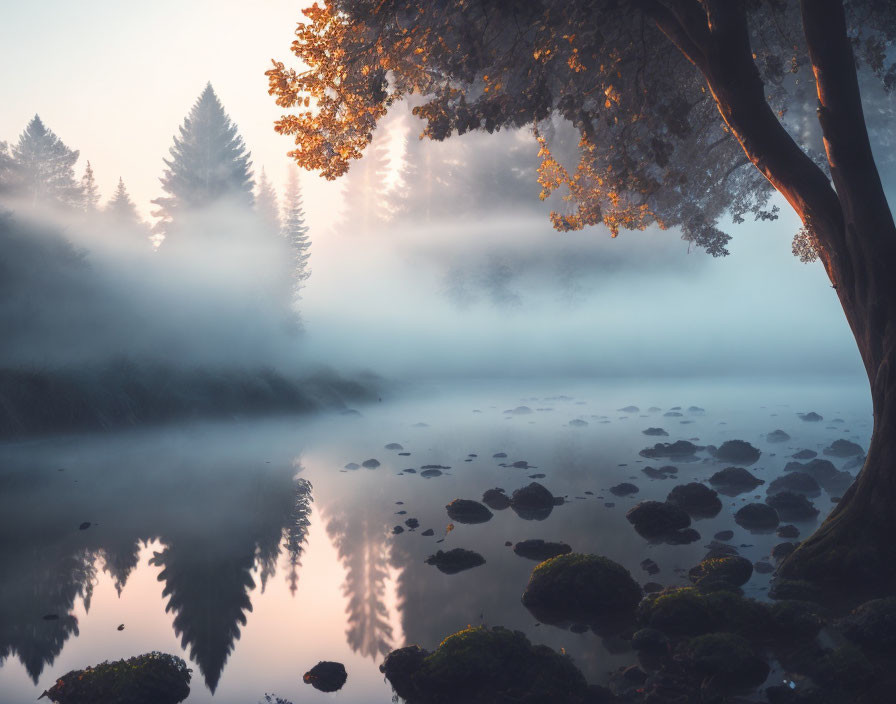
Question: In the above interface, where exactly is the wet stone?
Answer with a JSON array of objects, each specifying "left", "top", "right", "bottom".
[
  {"left": 626, "top": 501, "right": 691, "bottom": 538},
  {"left": 776, "top": 524, "right": 800, "bottom": 539},
  {"left": 420, "top": 469, "right": 442, "bottom": 478},
  {"left": 710, "top": 439, "right": 761, "bottom": 465},
  {"left": 766, "top": 429, "right": 791, "bottom": 443},
  {"left": 361, "top": 458, "right": 381, "bottom": 469},
  {"left": 823, "top": 439, "right": 864, "bottom": 457},
  {"left": 768, "top": 472, "right": 821, "bottom": 497},
  {"left": 734, "top": 503, "right": 780, "bottom": 531},
  {"left": 665, "top": 482, "right": 722, "bottom": 518},
  {"left": 765, "top": 491, "right": 819, "bottom": 521},
  {"left": 385, "top": 443, "right": 404, "bottom": 450},
  {"left": 481, "top": 488, "right": 511, "bottom": 510},
  {"left": 791, "top": 449, "right": 818, "bottom": 460}
]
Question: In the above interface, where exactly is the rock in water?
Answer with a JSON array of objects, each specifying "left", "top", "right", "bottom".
[
  {"left": 425, "top": 548, "right": 486, "bottom": 574},
  {"left": 361, "top": 458, "right": 381, "bottom": 468},
  {"left": 510, "top": 482, "right": 556, "bottom": 520},
  {"left": 767, "top": 472, "right": 821, "bottom": 497},
  {"left": 521, "top": 553, "right": 641, "bottom": 631},
  {"left": 303, "top": 661, "right": 347, "bottom": 692},
  {"left": 610, "top": 482, "right": 639, "bottom": 497},
  {"left": 445, "top": 499, "right": 493, "bottom": 524},
  {"left": 765, "top": 491, "right": 819, "bottom": 521},
  {"left": 513, "top": 539, "right": 573, "bottom": 561},
  {"left": 798, "top": 411, "right": 823, "bottom": 421},
  {"left": 481, "top": 488, "right": 511, "bottom": 510},
  {"left": 665, "top": 483, "right": 722, "bottom": 518},
  {"left": 734, "top": 503, "right": 780, "bottom": 531},
  {"left": 639, "top": 440, "right": 704, "bottom": 459},
  {"left": 688, "top": 555, "right": 754, "bottom": 590},
  {"left": 385, "top": 443, "right": 404, "bottom": 450},
  {"left": 708, "top": 466, "right": 764, "bottom": 495},
  {"left": 711, "top": 440, "right": 761, "bottom": 465},
  {"left": 380, "top": 627, "right": 595, "bottom": 704},
  {"left": 791, "top": 449, "right": 817, "bottom": 459},
  {"left": 766, "top": 429, "right": 791, "bottom": 443},
  {"left": 642, "top": 427, "right": 669, "bottom": 436},
  {"left": 823, "top": 439, "right": 864, "bottom": 457},
  {"left": 42, "top": 653, "right": 191, "bottom": 704},
  {"left": 626, "top": 501, "right": 691, "bottom": 538}
]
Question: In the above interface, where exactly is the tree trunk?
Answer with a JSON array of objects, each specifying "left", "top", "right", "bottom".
[{"left": 649, "top": 0, "right": 896, "bottom": 600}]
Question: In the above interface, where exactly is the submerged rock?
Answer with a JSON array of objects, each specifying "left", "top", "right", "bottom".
[
  {"left": 777, "top": 524, "right": 800, "bottom": 539},
  {"left": 710, "top": 440, "right": 761, "bottom": 465},
  {"left": 380, "top": 626, "right": 595, "bottom": 704},
  {"left": 445, "top": 499, "right": 493, "bottom": 524},
  {"left": 626, "top": 501, "right": 691, "bottom": 538},
  {"left": 642, "top": 465, "right": 678, "bottom": 479},
  {"left": 610, "top": 482, "right": 639, "bottom": 497},
  {"left": 618, "top": 406, "right": 640, "bottom": 413},
  {"left": 510, "top": 482, "right": 556, "bottom": 520},
  {"left": 425, "top": 548, "right": 485, "bottom": 574},
  {"left": 344, "top": 462, "right": 361, "bottom": 470},
  {"left": 734, "top": 503, "right": 780, "bottom": 531},
  {"left": 481, "top": 488, "right": 511, "bottom": 510},
  {"left": 823, "top": 439, "right": 864, "bottom": 457},
  {"left": 765, "top": 491, "right": 819, "bottom": 521},
  {"left": 642, "top": 427, "right": 669, "bottom": 436},
  {"left": 714, "top": 530, "right": 734, "bottom": 541},
  {"left": 513, "top": 539, "right": 572, "bottom": 562},
  {"left": 568, "top": 419, "right": 588, "bottom": 427},
  {"left": 521, "top": 553, "right": 641, "bottom": 630},
  {"left": 41, "top": 652, "right": 191, "bottom": 704},
  {"left": 505, "top": 406, "right": 533, "bottom": 415},
  {"left": 665, "top": 482, "right": 722, "bottom": 518},
  {"left": 303, "top": 661, "right": 347, "bottom": 693}
]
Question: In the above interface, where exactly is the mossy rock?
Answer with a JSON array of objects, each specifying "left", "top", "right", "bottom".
[
  {"left": 688, "top": 556, "right": 753, "bottom": 590},
  {"left": 680, "top": 632, "right": 769, "bottom": 685},
  {"left": 769, "top": 579, "right": 822, "bottom": 602},
  {"left": 769, "top": 600, "right": 825, "bottom": 640},
  {"left": 41, "top": 652, "right": 191, "bottom": 704},
  {"left": 838, "top": 597, "right": 896, "bottom": 651},
  {"left": 379, "top": 626, "right": 595, "bottom": 704},
  {"left": 814, "top": 644, "right": 875, "bottom": 690},
  {"left": 425, "top": 548, "right": 485, "bottom": 575},
  {"left": 665, "top": 482, "right": 722, "bottom": 518},
  {"left": 638, "top": 587, "right": 771, "bottom": 638},
  {"left": 521, "top": 553, "right": 641, "bottom": 631}
]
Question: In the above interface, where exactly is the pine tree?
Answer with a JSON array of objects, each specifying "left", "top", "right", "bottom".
[
  {"left": 80, "top": 161, "right": 101, "bottom": 213},
  {"left": 282, "top": 166, "right": 311, "bottom": 300},
  {"left": 255, "top": 167, "right": 280, "bottom": 235},
  {"left": 0, "top": 141, "right": 16, "bottom": 197},
  {"left": 10, "top": 115, "right": 81, "bottom": 208},
  {"left": 339, "top": 124, "right": 391, "bottom": 235},
  {"left": 151, "top": 83, "right": 254, "bottom": 235},
  {"left": 105, "top": 177, "right": 141, "bottom": 223}
]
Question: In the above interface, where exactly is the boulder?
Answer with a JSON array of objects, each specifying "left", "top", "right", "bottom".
[
  {"left": 765, "top": 491, "right": 819, "bottom": 521},
  {"left": 446, "top": 499, "right": 493, "bottom": 524},
  {"left": 639, "top": 440, "right": 704, "bottom": 459},
  {"left": 823, "top": 439, "right": 864, "bottom": 457},
  {"left": 510, "top": 482, "right": 556, "bottom": 520},
  {"left": 642, "top": 427, "right": 669, "bottom": 436},
  {"left": 521, "top": 553, "right": 641, "bottom": 630},
  {"left": 362, "top": 458, "right": 381, "bottom": 468},
  {"left": 710, "top": 440, "right": 761, "bottom": 465},
  {"left": 481, "top": 488, "right": 511, "bottom": 510},
  {"left": 708, "top": 466, "right": 764, "bottom": 495},
  {"left": 767, "top": 472, "right": 821, "bottom": 497},
  {"left": 665, "top": 482, "right": 722, "bottom": 518},
  {"left": 688, "top": 556, "right": 753, "bottom": 590},
  {"left": 791, "top": 449, "right": 818, "bottom": 460},
  {"left": 766, "top": 429, "right": 792, "bottom": 443},
  {"left": 798, "top": 412, "right": 823, "bottom": 422},
  {"left": 838, "top": 597, "right": 896, "bottom": 651},
  {"left": 734, "top": 503, "right": 780, "bottom": 531},
  {"left": 626, "top": 501, "right": 691, "bottom": 538}
]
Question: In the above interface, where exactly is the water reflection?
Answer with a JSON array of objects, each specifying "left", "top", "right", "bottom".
[
  {"left": 0, "top": 446, "right": 312, "bottom": 691},
  {"left": 324, "top": 501, "right": 395, "bottom": 659}
]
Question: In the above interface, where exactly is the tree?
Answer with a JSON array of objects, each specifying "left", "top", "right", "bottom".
[
  {"left": 268, "top": 1, "right": 896, "bottom": 599},
  {"left": 0, "top": 141, "right": 17, "bottom": 197},
  {"left": 281, "top": 166, "right": 311, "bottom": 301},
  {"left": 255, "top": 167, "right": 281, "bottom": 235},
  {"left": 338, "top": 124, "right": 392, "bottom": 235},
  {"left": 80, "top": 161, "right": 101, "bottom": 213},
  {"left": 9, "top": 115, "right": 81, "bottom": 209},
  {"left": 152, "top": 83, "right": 254, "bottom": 236},
  {"left": 105, "top": 177, "right": 141, "bottom": 224}
]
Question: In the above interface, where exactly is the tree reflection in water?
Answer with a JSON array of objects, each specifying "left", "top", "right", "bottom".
[{"left": 0, "top": 447, "right": 313, "bottom": 691}]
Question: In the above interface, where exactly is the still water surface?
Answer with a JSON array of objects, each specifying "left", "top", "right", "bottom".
[{"left": 0, "top": 378, "right": 871, "bottom": 703}]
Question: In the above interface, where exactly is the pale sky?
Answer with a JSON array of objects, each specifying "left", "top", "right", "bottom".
[{"left": 0, "top": 0, "right": 337, "bottom": 225}]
